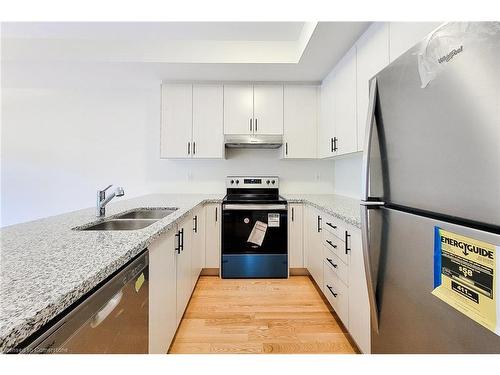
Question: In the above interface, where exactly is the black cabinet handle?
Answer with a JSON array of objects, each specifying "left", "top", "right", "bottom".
[
  {"left": 255, "top": 118, "right": 258, "bottom": 132},
  {"left": 326, "top": 239, "right": 337, "bottom": 249},
  {"left": 326, "top": 258, "right": 338, "bottom": 268},
  {"left": 326, "top": 285, "right": 338, "bottom": 297},
  {"left": 193, "top": 142, "right": 196, "bottom": 155},
  {"left": 193, "top": 215, "right": 198, "bottom": 233},
  {"left": 215, "top": 207, "right": 218, "bottom": 222},
  {"left": 180, "top": 228, "right": 184, "bottom": 251},
  {"left": 285, "top": 142, "right": 288, "bottom": 156},
  {"left": 291, "top": 207, "right": 294, "bottom": 222},
  {"left": 250, "top": 118, "right": 253, "bottom": 132},
  {"left": 325, "top": 222, "right": 337, "bottom": 230},
  {"left": 333, "top": 137, "right": 338, "bottom": 152},
  {"left": 187, "top": 142, "right": 190, "bottom": 155},
  {"left": 317, "top": 215, "right": 322, "bottom": 232},
  {"left": 174, "top": 231, "right": 181, "bottom": 254},
  {"left": 345, "top": 231, "right": 351, "bottom": 254},
  {"left": 331, "top": 138, "right": 334, "bottom": 152}
]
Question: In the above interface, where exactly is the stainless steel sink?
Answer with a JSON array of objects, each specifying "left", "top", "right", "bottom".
[
  {"left": 80, "top": 219, "right": 158, "bottom": 231},
  {"left": 114, "top": 208, "right": 178, "bottom": 220}
]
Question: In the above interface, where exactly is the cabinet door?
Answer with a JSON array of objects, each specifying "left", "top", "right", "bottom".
[
  {"left": 304, "top": 206, "right": 323, "bottom": 289},
  {"left": 283, "top": 85, "right": 318, "bottom": 159},
  {"left": 356, "top": 22, "right": 389, "bottom": 151},
  {"left": 347, "top": 228, "right": 371, "bottom": 353},
  {"left": 334, "top": 45, "right": 358, "bottom": 156},
  {"left": 176, "top": 218, "right": 193, "bottom": 324},
  {"left": 191, "top": 206, "right": 205, "bottom": 288},
  {"left": 204, "top": 203, "right": 221, "bottom": 269},
  {"left": 223, "top": 84, "right": 254, "bottom": 135},
  {"left": 161, "top": 83, "right": 193, "bottom": 158},
  {"left": 389, "top": 22, "right": 442, "bottom": 62},
  {"left": 192, "top": 84, "right": 224, "bottom": 158},
  {"left": 149, "top": 229, "right": 176, "bottom": 354},
  {"left": 318, "top": 76, "right": 335, "bottom": 158},
  {"left": 253, "top": 84, "right": 284, "bottom": 135},
  {"left": 288, "top": 203, "right": 304, "bottom": 268}
]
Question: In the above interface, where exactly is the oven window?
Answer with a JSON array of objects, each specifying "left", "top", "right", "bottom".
[{"left": 222, "top": 209, "right": 287, "bottom": 254}]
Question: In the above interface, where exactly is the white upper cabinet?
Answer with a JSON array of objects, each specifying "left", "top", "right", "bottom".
[
  {"left": 253, "top": 84, "right": 284, "bottom": 135},
  {"left": 333, "top": 45, "right": 358, "bottom": 156},
  {"left": 161, "top": 83, "right": 193, "bottom": 158},
  {"left": 318, "top": 74, "right": 335, "bottom": 158},
  {"left": 192, "top": 84, "right": 224, "bottom": 158},
  {"left": 223, "top": 84, "right": 283, "bottom": 135},
  {"left": 356, "top": 22, "right": 389, "bottom": 151},
  {"left": 161, "top": 83, "right": 224, "bottom": 159},
  {"left": 283, "top": 85, "right": 318, "bottom": 159},
  {"left": 223, "top": 84, "right": 254, "bottom": 135},
  {"left": 389, "top": 22, "right": 443, "bottom": 62}
]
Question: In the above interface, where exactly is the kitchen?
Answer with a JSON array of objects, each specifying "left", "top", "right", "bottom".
[{"left": 1, "top": 1, "right": 499, "bottom": 372}]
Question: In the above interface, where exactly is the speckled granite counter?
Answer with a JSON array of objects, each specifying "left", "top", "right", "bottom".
[
  {"left": 0, "top": 194, "right": 222, "bottom": 353},
  {"left": 0, "top": 192, "right": 360, "bottom": 353},
  {"left": 283, "top": 194, "right": 361, "bottom": 228}
]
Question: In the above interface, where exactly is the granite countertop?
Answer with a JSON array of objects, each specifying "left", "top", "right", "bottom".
[
  {"left": 283, "top": 194, "right": 361, "bottom": 228},
  {"left": 0, "top": 192, "right": 360, "bottom": 353},
  {"left": 0, "top": 194, "right": 222, "bottom": 353}
]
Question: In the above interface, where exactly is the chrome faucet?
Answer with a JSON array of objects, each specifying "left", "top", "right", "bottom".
[{"left": 96, "top": 185, "right": 125, "bottom": 217}]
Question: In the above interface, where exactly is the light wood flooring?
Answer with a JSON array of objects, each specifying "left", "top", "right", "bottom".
[{"left": 168, "top": 276, "right": 357, "bottom": 354}]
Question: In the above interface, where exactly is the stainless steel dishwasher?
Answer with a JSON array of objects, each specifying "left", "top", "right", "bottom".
[{"left": 25, "top": 251, "right": 149, "bottom": 354}]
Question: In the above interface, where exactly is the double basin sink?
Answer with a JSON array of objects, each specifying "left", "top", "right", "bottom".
[{"left": 80, "top": 208, "right": 178, "bottom": 231}]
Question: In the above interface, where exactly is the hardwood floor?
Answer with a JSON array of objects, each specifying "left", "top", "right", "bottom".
[{"left": 168, "top": 276, "right": 357, "bottom": 354}]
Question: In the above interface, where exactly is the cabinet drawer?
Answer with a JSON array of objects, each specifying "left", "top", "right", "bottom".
[
  {"left": 322, "top": 214, "right": 345, "bottom": 240},
  {"left": 322, "top": 229, "right": 349, "bottom": 265},
  {"left": 323, "top": 263, "right": 349, "bottom": 327},
  {"left": 323, "top": 246, "right": 349, "bottom": 285}
]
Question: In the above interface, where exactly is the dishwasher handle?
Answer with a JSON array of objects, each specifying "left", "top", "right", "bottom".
[{"left": 90, "top": 291, "right": 123, "bottom": 328}]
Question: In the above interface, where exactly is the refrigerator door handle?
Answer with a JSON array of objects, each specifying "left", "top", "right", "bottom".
[
  {"left": 361, "top": 203, "right": 381, "bottom": 334},
  {"left": 361, "top": 78, "right": 378, "bottom": 201}
]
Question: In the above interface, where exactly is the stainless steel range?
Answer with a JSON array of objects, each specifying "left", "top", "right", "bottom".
[{"left": 221, "top": 176, "right": 288, "bottom": 278}]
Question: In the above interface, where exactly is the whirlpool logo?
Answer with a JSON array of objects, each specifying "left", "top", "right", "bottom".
[{"left": 438, "top": 45, "right": 464, "bottom": 64}]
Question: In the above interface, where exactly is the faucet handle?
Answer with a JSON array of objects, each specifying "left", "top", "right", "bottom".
[{"left": 100, "top": 184, "right": 113, "bottom": 193}]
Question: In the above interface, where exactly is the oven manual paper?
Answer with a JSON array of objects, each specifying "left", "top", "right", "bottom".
[
  {"left": 247, "top": 221, "right": 268, "bottom": 247},
  {"left": 432, "top": 227, "right": 500, "bottom": 335}
]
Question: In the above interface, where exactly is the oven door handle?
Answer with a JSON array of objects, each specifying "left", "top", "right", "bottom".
[{"left": 223, "top": 204, "right": 287, "bottom": 211}]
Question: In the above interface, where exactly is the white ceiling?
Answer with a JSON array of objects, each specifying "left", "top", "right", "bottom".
[
  {"left": 1, "top": 22, "right": 370, "bottom": 87},
  {"left": 1, "top": 22, "right": 307, "bottom": 41}
]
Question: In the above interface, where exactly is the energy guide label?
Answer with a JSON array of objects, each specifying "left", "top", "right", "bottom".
[
  {"left": 432, "top": 227, "right": 500, "bottom": 335},
  {"left": 441, "top": 249, "right": 493, "bottom": 299}
]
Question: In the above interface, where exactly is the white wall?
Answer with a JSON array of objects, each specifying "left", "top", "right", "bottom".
[
  {"left": 1, "top": 82, "right": 335, "bottom": 227},
  {"left": 332, "top": 153, "right": 363, "bottom": 199}
]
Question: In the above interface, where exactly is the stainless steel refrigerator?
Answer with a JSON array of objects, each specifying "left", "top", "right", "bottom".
[{"left": 361, "top": 22, "right": 500, "bottom": 353}]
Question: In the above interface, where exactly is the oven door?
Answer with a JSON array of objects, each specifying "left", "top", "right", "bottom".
[
  {"left": 221, "top": 203, "right": 288, "bottom": 278},
  {"left": 222, "top": 203, "right": 288, "bottom": 255}
]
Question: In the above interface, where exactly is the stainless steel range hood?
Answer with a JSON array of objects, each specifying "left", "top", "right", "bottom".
[{"left": 224, "top": 134, "right": 283, "bottom": 149}]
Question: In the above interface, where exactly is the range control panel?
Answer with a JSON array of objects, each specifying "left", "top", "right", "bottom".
[{"left": 226, "top": 176, "right": 279, "bottom": 189}]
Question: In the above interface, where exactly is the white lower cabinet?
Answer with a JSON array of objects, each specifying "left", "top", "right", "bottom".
[
  {"left": 148, "top": 229, "right": 177, "bottom": 354},
  {"left": 304, "top": 206, "right": 324, "bottom": 289},
  {"left": 323, "top": 262, "right": 349, "bottom": 327},
  {"left": 191, "top": 206, "right": 205, "bottom": 289},
  {"left": 288, "top": 203, "right": 304, "bottom": 268},
  {"left": 204, "top": 203, "right": 221, "bottom": 269},
  {"left": 304, "top": 205, "right": 371, "bottom": 353},
  {"left": 176, "top": 216, "right": 193, "bottom": 324}
]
